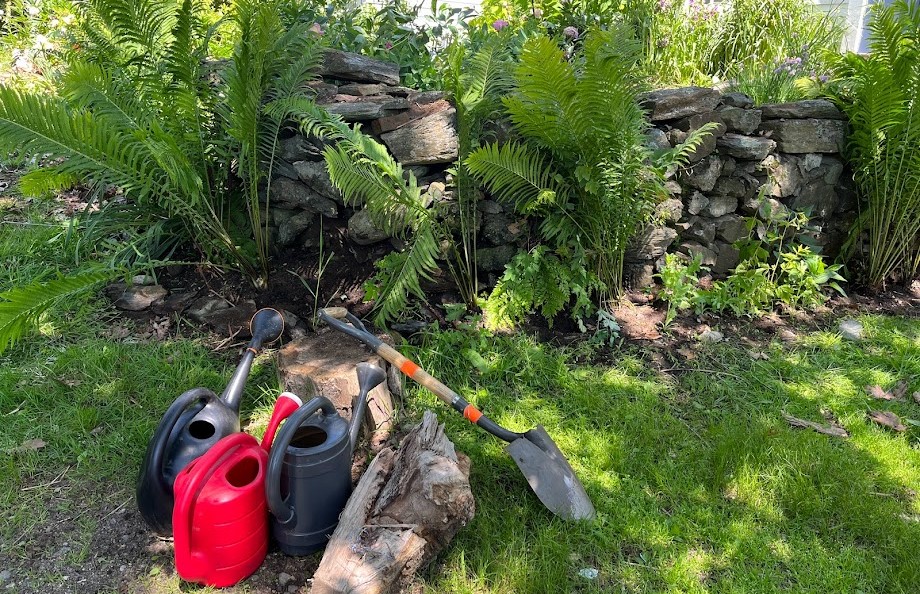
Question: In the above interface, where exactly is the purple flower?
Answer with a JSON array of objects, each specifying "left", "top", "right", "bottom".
[
  {"left": 384, "top": 41, "right": 393, "bottom": 49},
  {"left": 657, "top": 0, "right": 671, "bottom": 11},
  {"left": 819, "top": 75, "right": 830, "bottom": 83},
  {"left": 563, "top": 26, "right": 579, "bottom": 39},
  {"left": 492, "top": 19, "right": 509, "bottom": 31}
]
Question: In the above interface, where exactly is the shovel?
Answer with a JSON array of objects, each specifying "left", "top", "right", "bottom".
[{"left": 317, "top": 309, "right": 596, "bottom": 521}]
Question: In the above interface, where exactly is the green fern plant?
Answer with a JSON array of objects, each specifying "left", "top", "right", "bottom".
[
  {"left": 467, "top": 28, "right": 715, "bottom": 322},
  {"left": 0, "top": 0, "right": 326, "bottom": 287},
  {"left": 827, "top": 0, "right": 920, "bottom": 287}
]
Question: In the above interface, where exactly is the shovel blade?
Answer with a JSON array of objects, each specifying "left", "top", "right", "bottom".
[{"left": 504, "top": 426, "right": 596, "bottom": 521}]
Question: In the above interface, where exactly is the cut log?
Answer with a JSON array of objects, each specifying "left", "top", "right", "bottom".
[{"left": 310, "top": 411, "right": 475, "bottom": 594}]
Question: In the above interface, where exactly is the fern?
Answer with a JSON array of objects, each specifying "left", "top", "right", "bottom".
[{"left": 0, "top": 271, "right": 113, "bottom": 355}]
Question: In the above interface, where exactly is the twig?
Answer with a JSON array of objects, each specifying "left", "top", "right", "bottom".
[
  {"left": 212, "top": 326, "right": 243, "bottom": 351},
  {"left": 4, "top": 400, "right": 25, "bottom": 415},
  {"left": 21, "top": 466, "right": 70, "bottom": 492},
  {"left": 100, "top": 497, "right": 131, "bottom": 521}
]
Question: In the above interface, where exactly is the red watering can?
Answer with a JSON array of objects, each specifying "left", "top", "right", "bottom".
[{"left": 172, "top": 393, "right": 302, "bottom": 587}]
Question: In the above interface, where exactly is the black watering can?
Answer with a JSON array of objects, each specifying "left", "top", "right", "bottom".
[
  {"left": 265, "top": 362, "right": 387, "bottom": 555},
  {"left": 137, "top": 308, "right": 285, "bottom": 535}
]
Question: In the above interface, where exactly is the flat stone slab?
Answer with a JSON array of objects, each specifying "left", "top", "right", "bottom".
[
  {"left": 278, "top": 330, "right": 395, "bottom": 450},
  {"left": 319, "top": 49, "right": 400, "bottom": 86},
  {"left": 759, "top": 119, "right": 847, "bottom": 153},
  {"left": 641, "top": 87, "right": 722, "bottom": 121},
  {"left": 381, "top": 108, "right": 459, "bottom": 165},
  {"left": 761, "top": 99, "right": 845, "bottom": 120},
  {"left": 716, "top": 133, "right": 777, "bottom": 160},
  {"left": 105, "top": 283, "right": 167, "bottom": 311}
]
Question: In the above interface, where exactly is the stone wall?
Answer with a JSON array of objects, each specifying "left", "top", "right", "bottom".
[{"left": 626, "top": 87, "right": 856, "bottom": 287}]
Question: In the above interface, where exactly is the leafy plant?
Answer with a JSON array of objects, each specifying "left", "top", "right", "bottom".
[
  {"left": 657, "top": 252, "right": 702, "bottom": 327},
  {"left": 467, "top": 28, "right": 714, "bottom": 324},
  {"left": 827, "top": 0, "right": 920, "bottom": 287},
  {"left": 0, "top": 0, "right": 326, "bottom": 287}
]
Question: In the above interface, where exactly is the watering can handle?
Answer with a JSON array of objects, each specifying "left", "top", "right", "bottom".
[
  {"left": 265, "top": 396, "right": 338, "bottom": 526},
  {"left": 173, "top": 432, "right": 257, "bottom": 574},
  {"left": 146, "top": 388, "right": 216, "bottom": 496},
  {"left": 318, "top": 310, "right": 521, "bottom": 443}
]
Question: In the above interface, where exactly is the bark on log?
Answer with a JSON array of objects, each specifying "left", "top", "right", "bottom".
[{"left": 310, "top": 411, "right": 474, "bottom": 594}]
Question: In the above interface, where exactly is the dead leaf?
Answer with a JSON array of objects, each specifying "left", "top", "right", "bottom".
[
  {"left": 892, "top": 381, "right": 910, "bottom": 400},
  {"left": 783, "top": 413, "right": 849, "bottom": 438},
  {"left": 868, "top": 410, "right": 907, "bottom": 432},
  {"left": 677, "top": 347, "right": 697, "bottom": 361},
  {"left": 747, "top": 350, "right": 770, "bottom": 360},
  {"left": 866, "top": 384, "right": 904, "bottom": 401},
  {"left": 5, "top": 438, "right": 47, "bottom": 454}
]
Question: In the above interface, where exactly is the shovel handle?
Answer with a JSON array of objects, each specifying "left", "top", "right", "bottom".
[{"left": 318, "top": 310, "right": 521, "bottom": 443}]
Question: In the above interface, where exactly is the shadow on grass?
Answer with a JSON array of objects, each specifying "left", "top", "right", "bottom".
[{"left": 403, "top": 316, "right": 920, "bottom": 593}]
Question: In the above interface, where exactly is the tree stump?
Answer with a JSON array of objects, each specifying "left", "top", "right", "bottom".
[{"left": 310, "top": 411, "right": 475, "bottom": 594}]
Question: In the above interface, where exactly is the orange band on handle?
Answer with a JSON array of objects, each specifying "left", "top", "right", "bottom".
[
  {"left": 463, "top": 405, "right": 483, "bottom": 424},
  {"left": 400, "top": 360, "right": 420, "bottom": 377},
  {"left": 247, "top": 347, "right": 258, "bottom": 355}
]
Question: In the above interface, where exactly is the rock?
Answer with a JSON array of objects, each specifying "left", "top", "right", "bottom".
[
  {"left": 762, "top": 154, "right": 802, "bottom": 197},
  {"left": 322, "top": 96, "right": 408, "bottom": 121},
  {"left": 712, "top": 241, "right": 741, "bottom": 274},
  {"left": 713, "top": 174, "right": 756, "bottom": 198},
  {"left": 687, "top": 191, "right": 709, "bottom": 216},
  {"left": 277, "top": 210, "right": 316, "bottom": 246},
  {"left": 678, "top": 241, "right": 717, "bottom": 267},
  {"left": 714, "top": 214, "right": 748, "bottom": 243},
  {"left": 789, "top": 181, "right": 839, "bottom": 219},
  {"left": 152, "top": 291, "right": 199, "bottom": 315},
  {"left": 293, "top": 160, "right": 342, "bottom": 203},
  {"left": 716, "top": 134, "right": 776, "bottom": 160},
  {"left": 337, "top": 83, "right": 387, "bottom": 96},
  {"left": 131, "top": 274, "right": 156, "bottom": 285},
  {"left": 578, "top": 568, "right": 599, "bottom": 580},
  {"left": 718, "top": 106, "right": 762, "bottom": 134},
  {"left": 699, "top": 329, "right": 724, "bottom": 342},
  {"left": 685, "top": 217, "right": 716, "bottom": 244},
  {"left": 186, "top": 296, "right": 232, "bottom": 323},
  {"left": 482, "top": 212, "right": 523, "bottom": 245},
  {"left": 307, "top": 81, "right": 339, "bottom": 102},
  {"left": 799, "top": 154, "right": 844, "bottom": 185},
  {"left": 641, "top": 87, "right": 722, "bottom": 121},
  {"left": 280, "top": 134, "right": 323, "bottom": 162},
  {"left": 271, "top": 177, "right": 338, "bottom": 217},
  {"left": 630, "top": 226, "right": 678, "bottom": 260},
  {"left": 741, "top": 196, "right": 787, "bottom": 219},
  {"left": 348, "top": 209, "right": 389, "bottom": 245},
  {"left": 477, "top": 245, "right": 516, "bottom": 271},
  {"left": 759, "top": 119, "right": 847, "bottom": 153},
  {"left": 646, "top": 128, "right": 671, "bottom": 151},
  {"left": 680, "top": 155, "right": 723, "bottom": 191},
  {"left": 278, "top": 331, "right": 394, "bottom": 449},
  {"left": 760, "top": 99, "right": 845, "bottom": 120},
  {"left": 319, "top": 49, "right": 400, "bottom": 85},
  {"left": 279, "top": 573, "right": 295, "bottom": 587},
  {"left": 838, "top": 319, "right": 863, "bottom": 341},
  {"left": 105, "top": 283, "right": 167, "bottom": 311},
  {"left": 408, "top": 90, "right": 446, "bottom": 104},
  {"left": 370, "top": 99, "right": 452, "bottom": 135},
  {"left": 721, "top": 156, "right": 737, "bottom": 176},
  {"left": 664, "top": 180, "right": 682, "bottom": 195},
  {"left": 381, "top": 108, "right": 459, "bottom": 165},
  {"left": 0, "top": 569, "right": 12, "bottom": 583},
  {"left": 199, "top": 300, "right": 258, "bottom": 337},
  {"left": 703, "top": 195, "right": 738, "bottom": 217},
  {"left": 674, "top": 111, "right": 726, "bottom": 136},
  {"left": 720, "top": 92, "right": 754, "bottom": 108},
  {"left": 273, "top": 159, "right": 299, "bottom": 180},
  {"left": 656, "top": 198, "right": 683, "bottom": 223},
  {"left": 478, "top": 200, "right": 503, "bottom": 214}
]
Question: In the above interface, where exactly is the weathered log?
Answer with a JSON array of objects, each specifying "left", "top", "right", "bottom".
[{"left": 310, "top": 411, "right": 474, "bottom": 594}]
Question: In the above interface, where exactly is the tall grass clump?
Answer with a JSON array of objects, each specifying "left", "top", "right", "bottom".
[{"left": 828, "top": 0, "right": 920, "bottom": 287}]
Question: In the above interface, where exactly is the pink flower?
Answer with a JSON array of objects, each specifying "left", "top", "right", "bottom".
[
  {"left": 492, "top": 19, "right": 509, "bottom": 31},
  {"left": 384, "top": 41, "right": 393, "bottom": 49}
]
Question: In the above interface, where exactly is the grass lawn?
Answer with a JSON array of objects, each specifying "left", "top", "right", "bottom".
[{"left": 2, "top": 200, "right": 920, "bottom": 593}]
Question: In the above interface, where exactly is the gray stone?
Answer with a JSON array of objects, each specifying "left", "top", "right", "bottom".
[
  {"left": 271, "top": 177, "right": 338, "bottom": 217},
  {"left": 199, "top": 300, "right": 258, "bottom": 337},
  {"left": 678, "top": 241, "right": 718, "bottom": 267},
  {"left": 318, "top": 49, "right": 400, "bottom": 85},
  {"left": 307, "top": 81, "right": 339, "bottom": 102},
  {"left": 279, "top": 573, "right": 295, "bottom": 587},
  {"left": 721, "top": 156, "right": 737, "bottom": 176},
  {"left": 664, "top": 180, "right": 682, "bottom": 196},
  {"left": 477, "top": 245, "right": 517, "bottom": 271},
  {"left": 273, "top": 159, "right": 299, "bottom": 180},
  {"left": 322, "top": 96, "right": 408, "bottom": 121},
  {"left": 685, "top": 216, "right": 716, "bottom": 244},
  {"left": 760, "top": 99, "right": 845, "bottom": 120},
  {"left": 703, "top": 195, "right": 738, "bottom": 218},
  {"left": 482, "top": 212, "right": 523, "bottom": 245},
  {"left": 646, "top": 128, "right": 671, "bottom": 151},
  {"left": 280, "top": 134, "right": 323, "bottom": 162},
  {"left": 712, "top": 242, "right": 741, "bottom": 275},
  {"left": 674, "top": 111, "right": 726, "bottom": 136},
  {"left": 276, "top": 210, "right": 315, "bottom": 246},
  {"left": 656, "top": 198, "right": 683, "bottom": 223},
  {"left": 716, "top": 133, "right": 776, "bottom": 160},
  {"left": 667, "top": 127, "right": 688, "bottom": 148},
  {"left": 381, "top": 108, "right": 459, "bottom": 165},
  {"left": 186, "top": 296, "right": 232, "bottom": 323},
  {"left": 687, "top": 191, "right": 709, "bottom": 216},
  {"left": 478, "top": 200, "right": 503, "bottom": 214},
  {"left": 105, "top": 283, "right": 167, "bottom": 311},
  {"left": 631, "top": 226, "right": 678, "bottom": 260},
  {"left": 789, "top": 181, "right": 839, "bottom": 219},
  {"left": 759, "top": 119, "right": 847, "bottom": 153},
  {"left": 699, "top": 329, "right": 724, "bottom": 342},
  {"left": 741, "top": 196, "right": 787, "bottom": 219},
  {"left": 721, "top": 92, "right": 754, "bottom": 108},
  {"left": 407, "top": 90, "right": 447, "bottom": 104},
  {"left": 718, "top": 106, "right": 762, "bottom": 134},
  {"left": 799, "top": 154, "right": 844, "bottom": 186},
  {"left": 712, "top": 175, "right": 749, "bottom": 197},
  {"left": 762, "top": 154, "right": 802, "bottom": 197},
  {"left": 348, "top": 209, "right": 389, "bottom": 245},
  {"left": 641, "top": 87, "right": 722, "bottom": 121},
  {"left": 715, "top": 214, "right": 748, "bottom": 243},
  {"left": 680, "top": 155, "right": 723, "bottom": 191},
  {"left": 838, "top": 319, "right": 864, "bottom": 341},
  {"left": 337, "top": 83, "right": 387, "bottom": 96},
  {"left": 293, "top": 160, "right": 341, "bottom": 203}
]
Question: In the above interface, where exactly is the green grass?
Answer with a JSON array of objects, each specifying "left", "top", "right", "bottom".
[{"left": 3, "top": 198, "right": 920, "bottom": 592}]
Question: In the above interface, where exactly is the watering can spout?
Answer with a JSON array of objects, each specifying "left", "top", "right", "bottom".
[
  {"left": 220, "top": 308, "right": 285, "bottom": 411},
  {"left": 349, "top": 363, "right": 387, "bottom": 452}
]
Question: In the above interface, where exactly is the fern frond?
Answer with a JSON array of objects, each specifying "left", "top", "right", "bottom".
[
  {"left": 369, "top": 221, "right": 441, "bottom": 325},
  {"left": 18, "top": 168, "right": 79, "bottom": 198},
  {"left": 466, "top": 141, "right": 571, "bottom": 213},
  {"left": 0, "top": 271, "right": 113, "bottom": 355}
]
